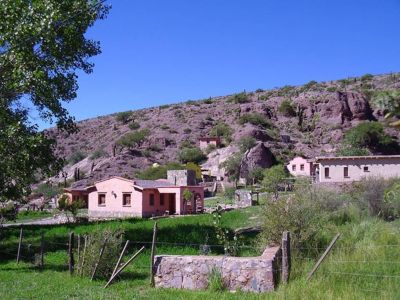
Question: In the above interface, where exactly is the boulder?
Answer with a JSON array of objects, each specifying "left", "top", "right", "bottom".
[
  {"left": 233, "top": 124, "right": 273, "bottom": 142},
  {"left": 240, "top": 143, "right": 275, "bottom": 180}
]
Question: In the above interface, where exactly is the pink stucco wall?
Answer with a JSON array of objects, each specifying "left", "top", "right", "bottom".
[{"left": 287, "top": 156, "right": 312, "bottom": 177}]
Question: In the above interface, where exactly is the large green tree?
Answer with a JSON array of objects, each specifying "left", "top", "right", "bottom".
[{"left": 0, "top": 0, "right": 109, "bottom": 201}]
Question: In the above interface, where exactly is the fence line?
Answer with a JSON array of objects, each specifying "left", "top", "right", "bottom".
[{"left": 323, "top": 271, "right": 400, "bottom": 278}]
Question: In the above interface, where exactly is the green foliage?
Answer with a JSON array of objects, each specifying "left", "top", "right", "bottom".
[
  {"left": 249, "top": 167, "right": 265, "bottom": 184},
  {"left": 261, "top": 165, "right": 287, "bottom": 198},
  {"left": 115, "top": 111, "right": 132, "bottom": 124},
  {"left": 0, "top": 202, "right": 17, "bottom": 222},
  {"left": 128, "top": 122, "right": 141, "bottom": 130},
  {"left": 361, "top": 73, "right": 374, "bottom": 82},
  {"left": 58, "top": 194, "right": 85, "bottom": 220},
  {"left": 303, "top": 80, "right": 318, "bottom": 90},
  {"left": 210, "top": 122, "right": 233, "bottom": 144},
  {"left": 237, "top": 136, "right": 256, "bottom": 153},
  {"left": 136, "top": 162, "right": 184, "bottom": 180},
  {"left": 68, "top": 151, "right": 87, "bottom": 165},
  {"left": 207, "top": 267, "right": 226, "bottom": 292},
  {"left": 76, "top": 228, "right": 123, "bottom": 279},
  {"left": 278, "top": 99, "right": 296, "bottom": 117},
  {"left": 35, "top": 183, "right": 61, "bottom": 201},
  {"left": 227, "top": 92, "right": 249, "bottom": 104},
  {"left": 116, "top": 129, "right": 150, "bottom": 150},
  {"left": 255, "top": 88, "right": 264, "bottom": 93},
  {"left": 183, "top": 189, "right": 193, "bottom": 202},
  {"left": 179, "top": 140, "right": 195, "bottom": 149},
  {"left": 220, "top": 153, "right": 242, "bottom": 185},
  {"left": 343, "top": 121, "right": 397, "bottom": 153},
  {"left": 0, "top": 1, "right": 109, "bottom": 202},
  {"left": 238, "top": 113, "right": 271, "bottom": 129},
  {"left": 223, "top": 187, "right": 236, "bottom": 199},
  {"left": 203, "top": 98, "right": 214, "bottom": 104},
  {"left": 370, "top": 90, "right": 400, "bottom": 122},
  {"left": 336, "top": 145, "right": 369, "bottom": 156},
  {"left": 212, "top": 207, "right": 239, "bottom": 256},
  {"left": 90, "top": 149, "right": 108, "bottom": 160},
  {"left": 326, "top": 86, "right": 337, "bottom": 92},
  {"left": 178, "top": 147, "right": 207, "bottom": 164},
  {"left": 186, "top": 162, "right": 202, "bottom": 179},
  {"left": 204, "top": 144, "right": 217, "bottom": 154}
]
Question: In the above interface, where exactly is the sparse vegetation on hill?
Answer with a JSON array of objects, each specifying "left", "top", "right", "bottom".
[
  {"left": 238, "top": 113, "right": 271, "bottom": 129},
  {"left": 178, "top": 147, "right": 207, "bottom": 164}
]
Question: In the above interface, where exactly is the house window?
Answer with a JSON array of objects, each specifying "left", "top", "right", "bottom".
[
  {"left": 364, "top": 166, "right": 369, "bottom": 172},
  {"left": 149, "top": 194, "right": 155, "bottom": 206},
  {"left": 344, "top": 167, "right": 349, "bottom": 178},
  {"left": 292, "top": 165, "right": 296, "bottom": 171},
  {"left": 122, "top": 193, "right": 131, "bottom": 206},
  {"left": 324, "top": 167, "right": 330, "bottom": 178},
  {"left": 160, "top": 194, "right": 164, "bottom": 206},
  {"left": 300, "top": 164, "right": 304, "bottom": 171},
  {"left": 98, "top": 194, "right": 106, "bottom": 206}
]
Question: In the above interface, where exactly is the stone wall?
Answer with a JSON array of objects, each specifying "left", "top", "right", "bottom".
[
  {"left": 88, "top": 210, "right": 141, "bottom": 220},
  {"left": 167, "top": 169, "right": 196, "bottom": 186},
  {"left": 154, "top": 246, "right": 281, "bottom": 293}
]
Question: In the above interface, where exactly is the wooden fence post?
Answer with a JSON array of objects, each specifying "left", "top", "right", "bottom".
[
  {"left": 40, "top": 232, "right": 45, "bottom": 268},
  {"left": 112, "top": 240, "right": 130, "bottom": 277},
  {"left": 16, "top": 227, "right": 23, "bottom": 263},
  {"left": 282, "top": 231, "right": 291, "bottom": 283},
  {"left": 77, "top": 234, "right": 81, "bottom": 267},
  {"left": 150, "top": 222, "right": 158, "bottom": 287},
  {"left": 91, "top": 238, "right": 108, "bottom": 281},
  {"left": 80, "top": 235, "right": 88, "bottom": 276},
  {"left": 68, "top": 232, "right": 75, "bottom": 275},
  {"left": 307, "top": 233, "right": 340, "bottom": 281}
]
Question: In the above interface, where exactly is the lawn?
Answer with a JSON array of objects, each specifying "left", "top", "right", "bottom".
[
  {"left": 4, "top": 210, "right": 53, "bottom": 224},
  {"left": 0, "top": 207, "right": 399, "bottom": 299}
]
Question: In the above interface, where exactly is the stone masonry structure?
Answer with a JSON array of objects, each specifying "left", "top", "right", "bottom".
[
  {"left": 153, "top": 246, "right": 281, "bottom": 293},
  {"left": 167, "top": 169, "right": 196, "bottom": 186}
]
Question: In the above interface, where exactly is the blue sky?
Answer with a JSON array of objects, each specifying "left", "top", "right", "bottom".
[{"left": 35, "top": 0, "right": 400, "bottom": 129}]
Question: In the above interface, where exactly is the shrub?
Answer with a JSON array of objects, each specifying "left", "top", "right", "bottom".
[
  {"left": 178, "top": 147, "right": 207, "bottom": 164},
  {"left": 76, "top": 228, "right": 124, "bottom": 279},
  {"left": 220, "top": 153, "right": 242, "bottom": 186},
  {"left": 136, "top": 162, "right": 184, "bottom": 180},
  {"left": 179, "top": 140, "right": 195, "bottom": 149},
  {"left": 237, "top": 136, "right": 256, "bottom": 153},
  {"left": 238, "top": 113, "right": 271, "bottom": 129},
  {"left": 261, "top": 165, "right": 287, "bottom": 199},
  {"left": 90, "top": 149, "right": 108, "bottom": 160},
  {"left": 278, "top": 99, "right": 296, "bottom": 117},
  {"left": 227, "top": 92, "right": 249, "bottom": 104},
  {"left": 115, "top": 111, "right": 132, "bottom": 124},
  {"left": 35, "top": 183, "right": 61, "bottom": 201},
  {"left": 336, "top": 145, "right": 369, "bottom": 156},
  {"left": 326, "top": 86, "right": 337, "bottom": 92},
  {"left": 255, "top": 88, "right": 264, "bottom": 93},
  {"left": 204, "top": 144, "right": 217, "bottom": 154},
  {"left": 68, "top": 151, "right": 87, "bottom": 165},
  {"left": 183, "top": 128, "right": 192, "bottom": 134},
  {"left": 207, "top": 267, "right": 225, "bottom": 292},
  {"left": 303, "top": 80, "right": 318, "bottom": 90},
  {"left": 116, "top": 129, "right": 150, "bottom": 150},
  {"left": 128, "top": 122, "right": 140, "bottom": 130},
  {"left": 361, "top": 73, "right": 374, "bottom": 82},
  {"left": 249, "top": 167, "right": 265, "bottom": 184},
  {"left": 223, "top": 187, "right": 236, "bottom": 199},
  {"left": 210, "top": 122, "right": 233, "bottom": 144},
  {"left": 0, "top": 202, "right": 17, "bottom": 222},
  {"left": 148, "top": 144, "right": 162, "bottom": 152},
  {"left": 203, "top": 98, "right": 214, "bottom": 104},
  {"left": 343, "top": 121, "right": 398, "bottom": 153},
  {"left": 58, "top": 194, "right": 85, "bottom": 222}
]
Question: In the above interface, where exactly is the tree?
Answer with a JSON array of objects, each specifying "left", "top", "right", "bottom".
[
  {"left": 136, "top": 162, "right": 184, "bottom": 180},
  {"left": 237, "top": 136, "right": 256, "bottom": 153},
  {"left": 220, "top": 153, "right": 242, "bottom": 187},
  {"left": 116, "top": 129, "right": 150, "bottom": 150},
  {"left": 178, "top": 147, "right": 207, "bottom": 164},
  {"left": 262, "top": 165, "right": 286, "bottom": 199},
  {"left": 343, "top": 121, "right": 398, "bottom": 154},
  {"left": 0, "top": 0, "right": 109, "bottom": 201},
  {"left": 210, "top": 122, "right": 233, "bottom": 144},
  {"left": 58, "top": 194, "right": 85, "bottom": 222}
]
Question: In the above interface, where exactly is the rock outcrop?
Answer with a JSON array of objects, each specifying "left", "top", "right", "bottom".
[{"left": 240, "top": 143, "right": 275, "bottom": 180}]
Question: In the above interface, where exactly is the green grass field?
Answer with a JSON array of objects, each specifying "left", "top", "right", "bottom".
[{"left": 0, "top": 207, "right": 399, "bottom": 299}]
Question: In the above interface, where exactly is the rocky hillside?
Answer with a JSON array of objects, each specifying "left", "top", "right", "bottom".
[{"left": 47, "top": 73, "right": 400, "bottom": 185}]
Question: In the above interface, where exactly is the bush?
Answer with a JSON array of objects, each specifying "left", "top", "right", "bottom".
[
  {"left": 237, "top": 136, "right": 256, "bottom": 153},
  {"left": 0, "top": 202, "right": 17, "bottom": 222},
  {"left": 361, "top": 73, "right": 374, "bottom": 82},
  {"left": 223, "top": 187, "right": 236, "bottom": 199},
  {"left": 326, "top": 86, "right": 337, "bottom": 92},
  {"left": 204, "top": 144, "right": 217, "bottom": 154},
  {"left": 178, "top": 147, "right": 207, "bottom": 164},
  {"left": 90, "top": 149, "right": 108, "bottom": 160},
  {"left": 227, "top": 92, "right": 249, "bottom": 104},
  {"left": 303, "top": 80, "right": 318, "bottom": 90},
  {"left": 136, "top": 162, "right": 184, "bottom": 180},
  {"left": 343, "top": 121, "right": 398, "bottom": 153},
  {"left": 238, "top": 113, "right": 271, "bottom": 129},
  {"left": 207, "top": 267, "right": 225, "bottom": 292},
  {"left": 115, "top": 111, "right": 132, "bottom": 124},
  {"left": 116, "top": 129, "right": 150, "bottom": 150},
  {"left": 179, "top": 140, "right": 195, "bottom": 149},
  {"left": 336, "top": 145, "right": 369, "bottom": 156},
  {"left": 210, "top": 122, "right": 233, "bottom": 144},
  {"left": 128, "top": 122, "right": 140, "bottom": 130},
  {"left": 262, "top": 165, "right": 287, "bottom": 199},
  {"left": 255, "top": 88, "right": 264, "bottom": 93},
  {"left": 278, "top": 99, "right": 296, "bottom": 117},
  {"left": 68, "top": 151, "right": 87, "bottom": 165},
  {"left": 183, "top": 128, "right": 191, "bottom": 134},
  {"left": 76, "top": 228, "right": 124, "bottom": 279},
  {"left": 203, "top": 98, "right": 214, "bottom": 104}
]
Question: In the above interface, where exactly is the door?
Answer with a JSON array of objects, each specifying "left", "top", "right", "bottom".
[{"left": 169, "top": 194, "right": 176, "bottom": 214}]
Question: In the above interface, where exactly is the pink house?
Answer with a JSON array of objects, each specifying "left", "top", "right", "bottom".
[
  {"left": 287, "top": 156, "right": 315, "bottom": 177},
  {"left": 83, "top": 176, "right": 204, "bottom": 219}
]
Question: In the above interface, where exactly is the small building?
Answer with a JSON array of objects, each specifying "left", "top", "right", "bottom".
[
  {"left": 315, "top": 155, "right": 400, "bottom": 183},
  {"left": 199, "top": 137, "right": 221, "bottom": 151},
  {"left": 287, "top": 156, "right": 315, "bottom": 177},
  {"left": 74, "top": 176, "right": 205, "bottom": 219}
]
